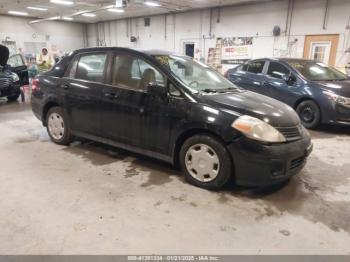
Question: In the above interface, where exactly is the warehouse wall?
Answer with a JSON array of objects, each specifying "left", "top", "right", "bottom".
[
  {"left": 0, "top": 15, "right": 85, "bottom": 55},
  {"left": 86, "top": 0, "right": 350, "bottom": 66}
]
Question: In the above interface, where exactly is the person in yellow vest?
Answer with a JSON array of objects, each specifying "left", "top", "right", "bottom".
[{"left": 36, "top": 48, "right": 53, "bottom": 73}]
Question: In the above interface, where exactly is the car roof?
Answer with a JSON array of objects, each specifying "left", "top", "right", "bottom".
[
  {"left": 250, "top": 57, "right": 314, "bottom": 63},
  {"left": 72, "top": 47, "right": 176, "bottom": 57}
]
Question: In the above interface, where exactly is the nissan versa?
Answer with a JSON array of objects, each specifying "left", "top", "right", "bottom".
[
  {"left": 31, "top": 48, "right": 313, "bottom": 190},
  {"left": 226, "top": 58, "right": 350, "bottom": 128}
]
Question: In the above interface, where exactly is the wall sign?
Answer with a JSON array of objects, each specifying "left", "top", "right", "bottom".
[{"left": 221, "top": 37, "right": 253, "bottom": 60}]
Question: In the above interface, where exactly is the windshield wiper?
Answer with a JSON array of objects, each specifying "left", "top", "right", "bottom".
[
  {"left": 201, "top": 87, "right": 239, "bottom": 93},
  {"left": 202, "top": 88, "right": 218, "bottom": 93},
  {"left": 217, "top": 87, "right": 238, "bottom": 92}
]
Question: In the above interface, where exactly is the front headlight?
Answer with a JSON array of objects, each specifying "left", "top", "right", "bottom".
[
  {"left": 323, "top": 91, "right": 350, "bottom": 107},
  {"left": 11, "top": 72, "right": 20, "bottom": 82},
  {"left": 232, "top": 115, "right": 286, "bottom": 143}
]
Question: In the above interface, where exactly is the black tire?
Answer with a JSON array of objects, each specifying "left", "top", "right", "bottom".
[
  {"left": 7, "top": 94, "right": 19, "bottom": 102},
  {"left": 46, "top": 106, "right": 73, "bottom": 145},
  {"left": 296, "top": 100, "right": 321, "bottom": 129},
  {"left": 179, "top": 134, "right": 233, "bottom": 190}
]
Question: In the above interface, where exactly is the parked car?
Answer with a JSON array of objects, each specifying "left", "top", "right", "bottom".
[
  {"left": 0, "top": 54, "right": 29, "bottom": 101},
  {"left": 31, "top": 48, "right": 312, "bottom": 190},
  {"left": 226, "top": 58, "right": 350, "bottom": 128}
]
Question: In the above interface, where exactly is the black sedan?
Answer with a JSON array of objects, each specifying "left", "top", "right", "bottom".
[
  {"left": 0, "top": 45, "right": 29, "bottom": 101},
  {"left": 31, "top": 47, "right": 312, "bottom": 190},
  {"left": 226, "top": 58, "right": 350, "bottom": 128}
]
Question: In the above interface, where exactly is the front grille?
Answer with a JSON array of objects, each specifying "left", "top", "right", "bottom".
[
  {"left": 290, "top": 155, "right": 306, "bottom": 170},
  {"left": 0, "top": 78, "right": 12, "bottom": 89},
  {"left": 276, "top": 126, "right": 302, "bottom": 142}
]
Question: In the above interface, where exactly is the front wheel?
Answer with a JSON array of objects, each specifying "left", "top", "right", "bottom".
[
  {"left": 46, "top": 107, "right": 73, "bottom": 145},
  {"left": 179, "top": 134, "right": 233, "bottom": 190},
  {"left": 296, "top": 100, "right": 321, "bottom": 129}
]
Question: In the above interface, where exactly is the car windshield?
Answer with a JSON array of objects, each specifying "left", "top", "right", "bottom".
[
  {"left": 287, "top": 61, "right": 348, "bottom": 81},
  {"left": 153, "top": 55, "right": 238, "bottom": 92}
]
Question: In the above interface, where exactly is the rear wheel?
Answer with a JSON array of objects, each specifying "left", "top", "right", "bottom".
[
  {"left": 46, "top": 107, "right": 73, "bottom": 145},
  {"left": 7, "top": 95, "right": 19, "bottom": 102},
  {"left": 179, "top": 134, "right": 232, "bottom": 190},
  {"left": 296, "top": 100, "right": 321, "bottom": 129}
]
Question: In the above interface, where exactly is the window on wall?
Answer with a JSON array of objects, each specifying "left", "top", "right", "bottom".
[
  {"left": 247, "top": 61, "right": 265, "bottom": 74},
  {"left": 75, "top": 53, "right": 107, "bottom": 82},
  {"left": 112, "top": 54, "right": 165, "bottom": 91},
  {"left": 267, "top": 62, "right": 290, "bottom": 79},
  {"left": 144, "top": 17, "right": 150, "bottom": 27}
]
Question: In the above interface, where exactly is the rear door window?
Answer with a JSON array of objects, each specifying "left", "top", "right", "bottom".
[
  {"left": 241, "top": 64, "right": 248, "bottom": 71},
  {"left": 75, "top": 53, "right": 107, "bottom": 83},
  {"left": 247, "top": 61, "right": 265, "bottom": 74},
  {"left": 267, "top": 62, "right": 290, "bottom": 79}
]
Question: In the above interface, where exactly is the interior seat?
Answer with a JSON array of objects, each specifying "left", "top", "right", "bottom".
[
  {"left": 114, "top": 66, "right": 132, "bottom": 88},
  {"left": 139, "top": 68, "right": 156, "bottom": 91}
]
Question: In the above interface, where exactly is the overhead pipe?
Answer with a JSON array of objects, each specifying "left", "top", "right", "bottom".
[
  {"left": 323, "top": 0, "right": 330, "bottom": 30},
  {"left": 285, "top": 0, "right": 291, "bottom": 36},
  {"left": 287, "top": 0, "right": 294, "bottom": 47},
  {"left": 209, "top": 8, "right": 213, "bottom": 38},
  {"left": 165, "top": 14, "right": 167, "bottom": 40}
]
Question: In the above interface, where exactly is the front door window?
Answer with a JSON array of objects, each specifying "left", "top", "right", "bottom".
[{"left": 112, "top": 54, "right": 165, "bottom": 91}]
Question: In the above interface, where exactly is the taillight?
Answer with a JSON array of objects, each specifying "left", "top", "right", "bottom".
[{"left": 31, "top": 78, "right": 39, "bottom": 91}]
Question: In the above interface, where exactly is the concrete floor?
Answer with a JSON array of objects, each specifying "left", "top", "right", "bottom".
[{"left": 0, "top": 98, "right": 350, "bottom": 255}]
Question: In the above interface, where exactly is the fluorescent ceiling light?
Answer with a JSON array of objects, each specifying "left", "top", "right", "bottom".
[
  {"left": 50, "top": 0, "right": 74, "bottom": 6},
  {"left": 82, "top": 13, "right": 96, "bottom": 17},
  {"left": 72, "top": 10, "right": 88, "bottom": 15},
  {"left": 48, "top": 16, "right": 60, "bottom": 20},
  {"left": 115, "top": 0, "right": 123, "bottom": 8},
  {"left": 8, "top": 11, "right": 28, "bottom": 16},
  {"left": 62, "top": 16, "right": 73, "bottom": 21},
  {"left": 108, "top": 8, "right": 125, "bottom": 13},
  {"left": 144, "top": 1, "right": 161, "bottom": 7},
  {"left": 27, "top": 6, "right": 48, "bottom": 11}
]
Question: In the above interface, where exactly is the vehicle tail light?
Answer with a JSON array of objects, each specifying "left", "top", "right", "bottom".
[{"left": 31, "top": 78, "right": 40, "bottom": 91}]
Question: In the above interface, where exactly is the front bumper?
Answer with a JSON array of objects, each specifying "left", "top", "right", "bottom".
[
  {"left": 227, "top": 134, "right": 312, "bottom": 187},
  {"left": 0, "top": 82, "right": 20, "bottom": 98},
  {"left": 320, "top": 98, "right": 350, "bottom": 126},
  {"left": 328, "top": 104, "right": 350, "bottom": 126}
]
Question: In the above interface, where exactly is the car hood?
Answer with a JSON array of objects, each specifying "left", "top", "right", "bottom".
[
  {"left": 314, "top": 80, "right": 350, "bottom": 97},
  {"left": 0, "top": 70, "right": 12, "bottom": 78},
  {"left": 201, "top": 90, "right": 300, "bottom": 127}
]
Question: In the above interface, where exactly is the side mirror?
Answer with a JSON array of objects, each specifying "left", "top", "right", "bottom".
[
  {"left": 147, "top": 82, "right": 168, "bottom": 99},
  {"left": 281, "top": 73, "right": 296, "bottom": 86}
]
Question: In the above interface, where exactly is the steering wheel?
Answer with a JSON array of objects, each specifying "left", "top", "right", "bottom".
[{"left": 188, "top": 81, "right": 199, "bottom": 88}]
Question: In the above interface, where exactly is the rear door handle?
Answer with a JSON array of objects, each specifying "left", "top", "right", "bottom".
[{"left": 61, "top": 83, "right": 70, "bottom": 90}]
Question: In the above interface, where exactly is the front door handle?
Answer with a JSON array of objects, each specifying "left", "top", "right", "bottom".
[{"left": 104, "top": 92, "right": 119, "bottom": 99}]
